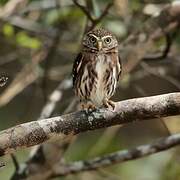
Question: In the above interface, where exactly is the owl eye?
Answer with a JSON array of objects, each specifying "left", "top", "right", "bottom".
[
  {"left": 104, "top": 37, "right": 112, "bottom": 44},
  {"left": 89, "top": 36, "right": 96, "bottom": 43}
]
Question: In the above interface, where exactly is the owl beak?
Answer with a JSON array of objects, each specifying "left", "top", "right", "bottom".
[{"left": 97, "top": 41, "right": 102, "bottom": 51}]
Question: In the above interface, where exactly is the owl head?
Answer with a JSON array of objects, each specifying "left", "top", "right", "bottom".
[{"left": 82, "top": 28, "right": 118, "bottom": 52}]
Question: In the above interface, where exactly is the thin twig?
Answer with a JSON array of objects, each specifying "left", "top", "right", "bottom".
[
  {"left": 0, "top": 15, "right": 57, "bottom": 38},
  {"left": 91, "top": 2, "right": 113, "bottom": 29},
  {"left": 143, "top": 33, "right": 173, "bottom": 61},
  {"left": 73, "top": 0, "right": 95, "bottom": 22},
  {"left": 39, "top": 78, "right": 72, "bottom": 119},
  {"left": 11, "top": 154, "right": 19, "bottom": 171},
  {"left": 73, "top": 0, "right": 113, "bottom": 31}
]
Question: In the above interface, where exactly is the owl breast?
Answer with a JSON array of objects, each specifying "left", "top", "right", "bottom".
[{"left": 79, "top": 54, "right": 117, "bottom": 107}]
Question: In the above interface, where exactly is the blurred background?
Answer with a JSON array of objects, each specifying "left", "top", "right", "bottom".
[{"left": 0, "top": 0, "right": 180, "bottom": 179}]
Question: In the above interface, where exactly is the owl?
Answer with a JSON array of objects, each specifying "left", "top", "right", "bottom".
[{"left": 72, "top": 28, "right": 121, "bottom": 110}]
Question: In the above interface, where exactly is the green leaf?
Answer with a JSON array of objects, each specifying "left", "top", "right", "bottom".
[
  {"left": 0, "top": 0, "right": 8, "bottom": 5},
  {"left": 16, "top": 32, "right": 41, "bottom": 49},
  {"left": 2, "top": 24, "right": 15, "bottom": 37}
]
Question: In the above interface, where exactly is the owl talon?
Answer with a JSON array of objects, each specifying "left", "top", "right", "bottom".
[
  {"left": 87, "top": 104, "right": 96, "bottom": 111},
  {"left": 108, "top": 100, "right": 115, "bottom": 110},
  {"left": 103, "top": 99, "right": 115, "bottom": 110},
  {"left": 80, "top": 102, "right": 96, "bottom": 111}
]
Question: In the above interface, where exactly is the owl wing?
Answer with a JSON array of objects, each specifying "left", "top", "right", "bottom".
[
  {"left": 72, "top": 53, "right": 84, "bottom": 86},
  {"left": 117, "top": 55, "right": 122, "bottom": 81}
]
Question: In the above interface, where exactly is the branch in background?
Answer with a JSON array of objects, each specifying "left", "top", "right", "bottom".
[
  {"left": 11, "top": 154, "right": 19, "bottom": 171},
  {"left": 0, "top": 0, "right": 28, "bottom": 18},
  {"left": 73, "top": 0, "right": 113, "bottom": 31},
  {"left": 122, "top": 2, "right": 180, "bottom": 74},
  {"left": 142, "top": 34, "right": 172, "bottom": 61},
  {"left": 0, "top": 49, "right": 44, "bottom": 107},
  {"left": 51, "top": 133, "right": 180, "bottom": 177},
  {"left": 21, "top": 0, "right": 73, "bottom": 13},
  {"left": 0, "top": 15, "right": 57, "bottom": 38},
  {"left": 39, "top": 78, "right": 72, "bottom": 119},
  {"left": 0, "top": 0, "right": 57, "bottom": 37},
  {"left": 0, "top": 92, "right": 180, "bottom": 157},
  {"left": 0, "top": 26, "right": 61, "bottom": 108},
  {"left": 94, "top": 2, "right": 113, "bottom": 27},
  {"left": 73, "top": 0, "right": 94, "bottom": 22},
  {"left": 11, "top": 78, "right": 73, "bottom": 180}
]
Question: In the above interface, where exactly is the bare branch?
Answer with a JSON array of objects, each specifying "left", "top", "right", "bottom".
[
  {"left": 122, "top": 2, "right": 180, "bottom": 74},
  {"left": 39, "top": 79, "right": 72, "bottom": 119},
  {"left": 0, "top": 15, "right": 57, "bottom": 38},
  {"left": 73, "top": 0, "right": 113, "bottom": 31},
  {"left": 0, "top": 92, "right": 180, "bottom": 157},
  {"left": 51, "top": 133, "right": 180, "bottom": 177},
  {"left": 0, "top": 50, "right": 43, "bottom": 107},
  {"left": 94, "top": 2, "right": 113, "bottom": 25},
  {"left": 73, "top": 0, "right": 95, "bottom": 22},
  {"left": 11, "top": 154, "right": 19, "bottom": 171},
  {"left": 22, "top": 0, "right": 73, "bottom": 13},
  {"left": 0, "top": 0, "right": 28, "bottom": 18},
  {"left": 0, "top": 30, "right": 61, "bottom": 108}
]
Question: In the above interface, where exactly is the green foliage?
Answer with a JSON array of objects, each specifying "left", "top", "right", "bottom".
[
  {"left": 0, "top": 0, "right": 8, "bottom": 5},
  {"left": 16, "top": 32, "right": 41, "bottom": 49},
  {"left": 161, "top": 157, "right": 180, "bottom": 180},
  {"left": 45, "top": 7, "right": 84, "bottom": 25},
  {"left": 130, "top": 0, "right": 143, "bottom": 12},
  {"left": 2, "top": 24, "right": 15, "bottom": 37},
  {"left": 3, "top": 24, "right": 41, "bottom": 49}
]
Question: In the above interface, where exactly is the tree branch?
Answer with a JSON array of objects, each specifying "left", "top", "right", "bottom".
[
  {"left": 39, "top": 78, "right": 72, "bottom": 119},
  {"left": 51, "top": 133, "right": 180, "bottom": 177},
  {"left": 0, "top": 92, "right": 180, "bottom": 157},
  {"left": 73, "top": 0, "right": 95, "bottom": 22},
  {"left": 73, "top": 0, "right": 113, "bottom": 31}
]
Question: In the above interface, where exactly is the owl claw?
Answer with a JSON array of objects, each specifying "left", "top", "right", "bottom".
[
  {"left": 87, "top": 104, "right": 97, "bottom": 111},
  {"left": 103, "top": 99, "right": 115, "bottom": 110},
  {"left": 80, "top": 102, "right": 96, "bottom": 111}
]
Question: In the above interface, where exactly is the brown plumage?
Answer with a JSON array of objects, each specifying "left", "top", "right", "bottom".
[{"left": 72, "top": 28, "right": 122, "bottom": 110}]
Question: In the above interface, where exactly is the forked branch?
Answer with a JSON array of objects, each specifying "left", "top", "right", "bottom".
[{"left": 73, "top": 0, "right": 113, "bottom": 30}]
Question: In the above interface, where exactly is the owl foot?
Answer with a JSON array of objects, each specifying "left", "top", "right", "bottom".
[
  {"left": 103, "top": 99, "right": 115, "bottom": 110},
  {"left": 80, "top": 102, "right": 96, "bottom": 111}
]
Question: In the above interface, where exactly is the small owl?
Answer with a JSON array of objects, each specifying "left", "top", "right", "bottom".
[{"left": 72, "top": 28, "right": 121, "bottom": 110}]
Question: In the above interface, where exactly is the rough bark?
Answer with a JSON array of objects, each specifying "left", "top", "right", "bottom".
[{"left": 0, "top": 92, "right": 180, "bottom": 157}]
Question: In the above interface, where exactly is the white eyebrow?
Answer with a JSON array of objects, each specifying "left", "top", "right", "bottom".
[
  {"left": 88, "top": 34, "right": 100, "bottom": 40},
  {"left": 102, "top": 35, "right": 112, "bottom": 40}
]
